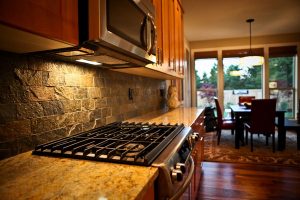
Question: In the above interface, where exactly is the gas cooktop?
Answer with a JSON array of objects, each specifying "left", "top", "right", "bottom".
[{"left": 32, "top": 122, "right": 185, "bottom": 166}]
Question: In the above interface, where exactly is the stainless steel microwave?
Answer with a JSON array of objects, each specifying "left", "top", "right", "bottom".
[
  {"left": 80, "top": 0, "right": 157, "bottom": 67},
  {"left": 35, "top": 0, "right": 157, "bottom": 68},
  {"left": 100, "top": 0, "right": 157, "bottom": 61}
]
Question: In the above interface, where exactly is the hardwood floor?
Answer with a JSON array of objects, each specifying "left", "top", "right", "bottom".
[{"left": 196, "top": 162, "right": 300, "bottom": 200}]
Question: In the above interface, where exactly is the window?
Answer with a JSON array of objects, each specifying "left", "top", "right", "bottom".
[
  {"left": 193, "top": 46, "right": 298, "bottom": 119},
  {"left": 222, "top": 49, "right": 263, "bottom": 116},
  {"left": 269, "top": 46, "right": 297, "bottom": 118},
  {"left": 194, "top": 51, "right": 218, "bottom": 107}
]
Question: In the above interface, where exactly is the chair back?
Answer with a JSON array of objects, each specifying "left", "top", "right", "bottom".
[
  {"left": 239, "top": 96, "right": 255, "bottom": 104},
  {"left": 250, "top": 99, "right": 277, "bottom": 134},
  {"left": 214, "top": 97, "right": 223, "bottom": 129}
]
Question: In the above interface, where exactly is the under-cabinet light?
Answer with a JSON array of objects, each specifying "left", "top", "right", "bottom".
[{"left": 76, "top": 59, "right": 102, "bottom": 66}]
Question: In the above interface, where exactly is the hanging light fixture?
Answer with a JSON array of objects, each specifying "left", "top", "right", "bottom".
[
  {"left": 240, "top": 18, "right": 264, "bottom": 67},
  {"left": 229, "top": 70, "right": 242, "bottom": 76}
]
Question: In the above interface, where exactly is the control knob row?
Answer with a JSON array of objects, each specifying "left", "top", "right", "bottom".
[{"left": 171, "top": 163, "right": 186, "bottom": 182}]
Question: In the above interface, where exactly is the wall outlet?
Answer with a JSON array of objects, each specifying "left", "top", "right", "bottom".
[
  {"left": 128, "top": 88, "right": 134, "bottom": 100},
  {"left": 160, "top": 89, "right": 165, "bottom": 97}
]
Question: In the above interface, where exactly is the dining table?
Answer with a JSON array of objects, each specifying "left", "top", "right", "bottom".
[
  {"left": 277, "top": 119, "right": 300, "bottom": 150},
  {"left": 230, "top": 104, "right": 286, "bottom": 150}
]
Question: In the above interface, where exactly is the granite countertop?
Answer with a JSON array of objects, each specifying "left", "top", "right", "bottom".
[
  {"left": 127, "top": 107, "right": 203, "bottom": 126},
  {"left": 0, "top": 107, "right": 203, "bottom": 200},
  {"left": 0, "top": 152, "right": 158, "bottom": 200}
]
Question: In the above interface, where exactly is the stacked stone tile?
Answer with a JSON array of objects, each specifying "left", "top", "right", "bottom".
[{"left": 0, "top": 53, "right": 166, "bottom": 159}]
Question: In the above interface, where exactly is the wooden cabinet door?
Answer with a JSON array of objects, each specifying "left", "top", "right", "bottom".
[
  {"left": 0, "top": 0, "right": 79, "bottom": 45},
  {"left": 161, "top": 0, "right": 176, "bottom": 71},
  {"left": 150, "top": 0, "right": 185, "bottom": 79},
  {"left": 174, "top": 0, "right": 184, "bottom": 75},
  {"left": 152, "top": 0, "right": 163, "bottom": 66},
  {"left": 169, "top": 0, "right": 176, "bottom": 71},
  {"left": 174, "top": 0, "right": 180, "bottom": 73},
  {"left": 178, "top": 5, "right": 184, "bottom": 75},
  {"left": 161, "top": 0, "right": 170, "bottom": 69}
]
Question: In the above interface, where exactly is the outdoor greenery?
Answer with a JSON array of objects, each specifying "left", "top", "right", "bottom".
[
  {"left": 196, "top": 62, "right": 263, "bottom": 90},
  {"left": 224, "top": 64, "right": 262, "bottom": 89},
  {"left": 196, "top": 57, "right": 294, "bottom": 90},
  {"left": 196, "top": 57, "right": 295, "bottom": 118},
  {"left": 269, "top": 57, "right": 294, "bottom": 88},
  {"left": 196, "top": 64, "right": 217, "bottom": 89}
]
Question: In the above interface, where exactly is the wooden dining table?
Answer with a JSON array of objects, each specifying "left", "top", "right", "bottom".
[{"left": 230, "top": 104, "right": 286, "bottom": 150}]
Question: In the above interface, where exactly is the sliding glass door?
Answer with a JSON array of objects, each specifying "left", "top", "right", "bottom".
[
  {"left": 195, "top": 58, "right": 218, "bottom": 107},
  {"left": 223, "top": 57, "right": 263, "bottom": 117},
  {"left": 193, "top": 46, "right": 297, "bottom": 119},
  {"left": 269, "top": 46, "right": 297, "bottom": 118}
]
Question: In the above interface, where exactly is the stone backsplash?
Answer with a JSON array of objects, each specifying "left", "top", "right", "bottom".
[{"left": 0, "top": 52, "right": 166, "bottom": 160}]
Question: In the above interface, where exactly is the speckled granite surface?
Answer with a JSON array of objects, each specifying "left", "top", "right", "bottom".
[
  {"left": 0, "top": 107, "right": 202, "bottom": 200},
  {"left": 0, "top": 152, "right": 158, "bottom": 200},
  {"left": 127, "top": 107, "right": 203, "bottom": 126}
]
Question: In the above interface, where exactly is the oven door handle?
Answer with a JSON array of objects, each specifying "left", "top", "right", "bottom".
[{"left": 169, "top": 156, "right": 195, "bottom": 200}]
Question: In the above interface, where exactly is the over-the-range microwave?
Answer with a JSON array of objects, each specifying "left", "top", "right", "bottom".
[{"left": 37, "top": 0, "right": 157, "bottom": 68}]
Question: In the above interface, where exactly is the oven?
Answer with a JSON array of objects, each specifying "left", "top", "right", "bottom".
[{"left": 32, "top": 122, "right": 199, "bottom": 199}]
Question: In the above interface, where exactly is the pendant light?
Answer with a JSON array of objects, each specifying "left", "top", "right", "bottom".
[
  {"left": 240, "top": 18, "right": 264, "bottom": 67},
  {"left": 229, "top": 70, "right": 242, "bottom": 76}
]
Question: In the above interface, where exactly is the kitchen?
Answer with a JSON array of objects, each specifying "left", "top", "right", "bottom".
[{"left": 1, "top": 0, "right": 300, "bottom": 200}]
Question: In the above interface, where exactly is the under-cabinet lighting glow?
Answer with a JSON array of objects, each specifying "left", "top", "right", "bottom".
[{"left": 76, "top": 59, "right": 102, "bottom": 66}]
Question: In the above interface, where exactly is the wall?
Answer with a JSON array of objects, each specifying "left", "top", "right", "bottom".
[
  {"left": 190, "top": 33, "right": 300, "bottom": 50},
  {"left": 0, "top": 52, "right": 166, "bottom": 160}
]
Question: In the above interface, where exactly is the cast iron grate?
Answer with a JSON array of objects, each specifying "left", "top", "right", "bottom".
[{"left": 32, "top": 122, "right": 185, "bottom": 166}]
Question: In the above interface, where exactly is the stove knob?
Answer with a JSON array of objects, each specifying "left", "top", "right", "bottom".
[
  {"left": 175, "top": 163, "right": 186, "bottom": 173},
  {"left": 171, "top": 169, "right": 183, "bottom": 182}
]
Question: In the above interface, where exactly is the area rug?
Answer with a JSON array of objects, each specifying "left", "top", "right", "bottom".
[{"left": 202, "top": 130, "right": 300, "bottom": 167}]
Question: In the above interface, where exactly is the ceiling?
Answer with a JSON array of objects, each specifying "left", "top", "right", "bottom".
[{"left": 182, "top": 0, "right": 300, "bottom": 42}]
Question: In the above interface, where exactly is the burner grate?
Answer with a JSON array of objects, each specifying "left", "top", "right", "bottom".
[{"left": 32, "top": 122, "right": 185, "bottom": 166}]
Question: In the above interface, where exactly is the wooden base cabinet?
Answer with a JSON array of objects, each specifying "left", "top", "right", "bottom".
[{"left": 183, "top": 110, "right": 206, "bottom": 200}]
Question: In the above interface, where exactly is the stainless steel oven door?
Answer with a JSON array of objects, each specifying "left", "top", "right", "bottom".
[
  {"left": 152, "top": 127, "right": 195, "bottom": 199},
  {"left": 154, "top": 155, "right": 195, "bottom": 200},
  {"left": 169, "top": 156, "right": 195, "bottom": 200}
]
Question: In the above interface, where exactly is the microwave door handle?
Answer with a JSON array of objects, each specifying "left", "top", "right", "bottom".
[
  {"left": 149, "top": 19, "right": 156, "bottom": 55},
  {"left": 146, "top": 17, "right": 152, "bottom": 53},
  {"left": 140, "top": 16, "right": 147, "bottom": 49}
]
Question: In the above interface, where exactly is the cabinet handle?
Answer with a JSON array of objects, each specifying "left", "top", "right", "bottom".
[
  {"left": 157, "top": 48, "right": 160, "bottom": 65},
  {"left": 160, "top": 49, "right": 163, "bottom": 66}
]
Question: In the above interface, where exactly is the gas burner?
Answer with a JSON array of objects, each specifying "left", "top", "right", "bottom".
[
  {"left": 116, "top": 143, "right": 145, "bottom": 157},
  {"left": 33, "top": 122, "right": 185, "bottom": 166}
]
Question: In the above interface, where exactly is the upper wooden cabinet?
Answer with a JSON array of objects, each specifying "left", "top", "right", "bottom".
[
  {"left": 0, "top": 0, "right": 183, "bottom": 80},
  {"left": 0, "top": 0, "right": 78, "bottom": 45},
  {"left": 152, "top": 0, "right": 184, "bottom": 78},
  {"left": 152, "top": 0, "right": 163, "bottom": 66},
  {"left": 0, "top": 0, "right": 78, "bottom": 52},
  {"left": 175, "top": 0, "right": 184, "bottom": 75}
]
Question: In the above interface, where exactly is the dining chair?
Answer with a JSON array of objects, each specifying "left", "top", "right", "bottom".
[
  {"left": 238, "top": 96, "right": 255, "bottom": 104},
  {"left": 214, "top": 97, "right": 235, "bottom": 145},
  {"left": 244, "top": 99, "right": 277, "bottom": 152}
]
